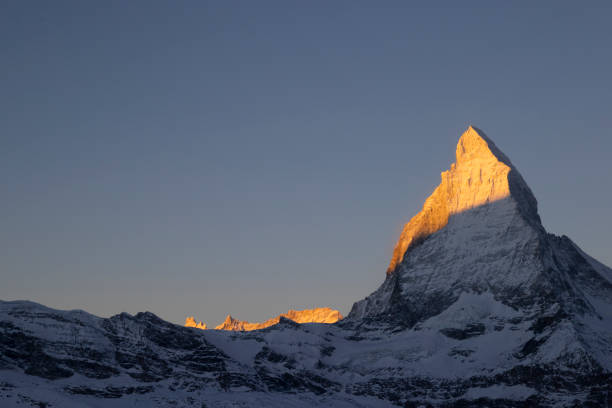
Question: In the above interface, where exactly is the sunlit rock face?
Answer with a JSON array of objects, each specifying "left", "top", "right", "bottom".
[
  {"left": 184, "top": 316, "right": 207, "bottom": 330},
  {"left": 213, "top": 307, "right": 343, "bottom": 331},
  {"left": 348, "top": 126, "right": 611, "bottom": 329},
  {"left": 387, "top": 126, "right": 539, "bottom": 275},
  {"left": 283, "top": 307, "right": 343, "bottom": 324}
]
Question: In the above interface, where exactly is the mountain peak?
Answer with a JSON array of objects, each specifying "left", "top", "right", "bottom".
[
  {"left": 185, "top": 316, "right": 207, "bottom": 330},
  {"left": 348, "top": 126, "right": 612, "bottom": 332},
  {"left": 455, "top": 126, "right": 518, "bottom": 174},
  {"left": 457, "top": 125, "right": 502, "bottom": 163},
  {"left": 386, "top": 126, "right": 539, "bottom": 275}
]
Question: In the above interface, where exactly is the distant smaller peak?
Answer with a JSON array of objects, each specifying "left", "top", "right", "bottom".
[
  {"left": 200, "top": 307, "right": 343, "bottom": 331},
  {"left": 185, "top": 316, "right": 207, "bottom": 330}
]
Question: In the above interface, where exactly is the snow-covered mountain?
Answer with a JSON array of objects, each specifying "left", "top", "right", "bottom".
[
  {"left": 1, "top": 126, "right": 611, "bottom": 407},
  {"left": 348, "top": 127, "right": 612, "bottom": 331}
]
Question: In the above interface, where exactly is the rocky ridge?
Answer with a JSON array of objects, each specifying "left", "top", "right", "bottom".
[
  {"left": 184, "top": 316, "right": 207, "bottom": 330},
  {"left": 200, "top": 307, "right": 343, "bottom": 331}
]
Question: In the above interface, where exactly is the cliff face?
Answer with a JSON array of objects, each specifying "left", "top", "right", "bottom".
[
  {"left": 387, "top": 126, "right": 539, "bottom": 274},
  {"left": 283, "top": 307, "right": 342, "bottom": 324},
  {"left": 186, "top": 307, "right": 343, "bottom": 331}
]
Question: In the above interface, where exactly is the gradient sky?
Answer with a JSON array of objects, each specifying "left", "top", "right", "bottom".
[{"left": 1, "top": 1, "right": 611, "bottom": 326}]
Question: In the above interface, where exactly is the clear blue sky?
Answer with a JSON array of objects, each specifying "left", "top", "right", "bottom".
[{"left": 1, "top": 1, "right": 611, "bottom": 326}]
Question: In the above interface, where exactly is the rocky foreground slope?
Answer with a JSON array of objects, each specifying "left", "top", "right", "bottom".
[{"left": 1, "top": 126, "right": 611, "bottom": 407}]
